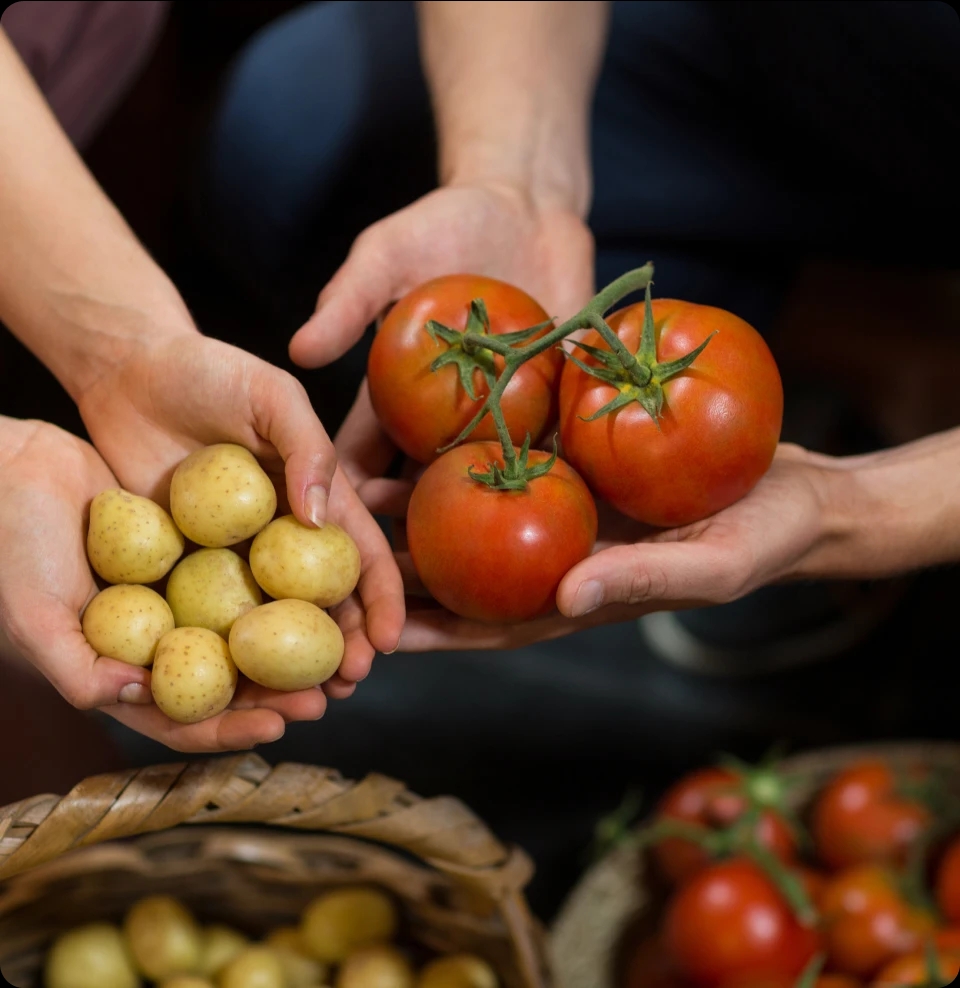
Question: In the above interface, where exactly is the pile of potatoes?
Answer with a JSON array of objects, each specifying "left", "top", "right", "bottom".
[
  {"left": 81, "top": 444, "right": 363, "bottom": 724},
  {"left": 44, "top": 888, "right": 499, "bottom": 988}
]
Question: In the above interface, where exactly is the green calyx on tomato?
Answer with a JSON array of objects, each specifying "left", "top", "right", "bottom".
[
  {"left": 466, "top": 432, "right": 560, "bottom": 491},
  {"left": 566, "top": 283, "right": 717, "bottom": 426},
  {"left": 425, "top": 298, "right": 552, "bottom": 401}
]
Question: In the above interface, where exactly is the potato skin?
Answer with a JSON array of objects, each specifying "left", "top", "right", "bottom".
[
  {"left": 198, "top": 925, "right": 248, "bottom": 978},
  {"left": 82, "top": 584, "right": 175, "bottom": 667},
  {"left": 229, "top": 599, "right": 343, "bottom": 691},
  {"left": 170, "top": 444, "right": 277, "bottom": 548},
  {"left": 123, "top": 895, "right": 203, "bottom": 981},
  {"left": 87, "top": 489, "right": 184, "bottom": 584},
  {"left": 219, "top": 946, "right": 285, "bottom": 988},
  {"left": 417, "top": 955, "right": 499, "bottom": 988},
  {"left": 299, "top": 887, "right": 399, "bottom": 964},
  {"left": 249, "top": 516, "right": 361, "bottom": 607},
  {"left": 337, "top": 944, "right": 415, "bottom": 988},
  {"left": 44, "top": 922, "right": 139, "bottom": 988},
  {"left": 151, "top": 627, "right": 238, "bottom": 724},
  {"left": 165, "top": 549, "right": 262, "bottom": 639}
]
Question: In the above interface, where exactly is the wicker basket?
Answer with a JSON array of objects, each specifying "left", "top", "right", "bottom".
[
  {"left": 0, "top": 754, "right": 550, "bottom": 988},
  {"left": 548, "top": 742, "right": 960, "bottom": 988}
]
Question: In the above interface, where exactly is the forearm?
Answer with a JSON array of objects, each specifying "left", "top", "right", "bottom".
[
  {"left": 417, "top": 0, "right": 610, "bottom": 214},
  {"left": 801, "top": 428, "right": 960, "bottom": 578},
  {"left": 0, "top": 30, "right": 196, "bottom": 403}
]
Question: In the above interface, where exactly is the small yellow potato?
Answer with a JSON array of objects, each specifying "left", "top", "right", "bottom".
[
  {"left": 151, "top": 627, "right": 238, "bottom": 724},
  {"left": 229, "top": 599, "right": 343, "bottom": 691},
  {"left": 337, "top": 944, "right": 414, "bottom": 988},
  {"left": 160, "top": 979, "right": 214, "bottom": 988},
  {"left": 123, "top": 895, "right": 202, "bottom": 981},
  {"left": 44, "top": 922, "right": 139, "bottom": 988},
  {"left": 219, "top": 946, "right": 285, "bottom": 988},
  {"left": 265, "top": 927, "right": 328, "bottom": 987},
  {"left": 416, "top": 955, "right": 499, "bottom": 988},
  {"left": 169, "top": 444, "right": 277, "bottom": 548},
  {"left": 87, "top": 489, "right": 184, "bottom": 584},
  {"left": 249, "top": 515, "right": 361, "bottom": 608},
  {"left": 198, "top": 924, "right": 248, "bottom": 977},
  {"left": 82, "top": 584, "right": 175, "bottom": 667},
  {"left": 165, "top": 549, "right": 262, "bottom": 638},
  {"left": 299, "top": 888, "right": 398, "bottom": 964}
]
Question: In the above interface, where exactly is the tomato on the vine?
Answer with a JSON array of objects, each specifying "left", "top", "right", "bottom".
[
  {"left": 558, "top": 297, "right": 782, "bottom": 528},
  {"left": 811, "top": 762, "right": 931, "bottom": 871},
  {"left": 367, "top": 274, "right": 561, "bottom": 463},
  {"left": 819, "top": 865, "right": 935, "bottom": 978},
  {"left": 406, "top": 441, "right": 597, "bottom": 622},
  {"left": 871, "top": 950, "right": 960, "bottom": 987},
  {"left": 662, "top": 858, "right": 820, "bottom": 988},
  {"left": 652, "top": 767, "right": 797, "bottom": 885},
  {"left": 935, "top": 835, "right": 960, "bottom": 923}
]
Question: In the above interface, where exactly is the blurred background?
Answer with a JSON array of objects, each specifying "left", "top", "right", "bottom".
[{"left": 2, "top": 0, "right": 959, "bottom": 922}]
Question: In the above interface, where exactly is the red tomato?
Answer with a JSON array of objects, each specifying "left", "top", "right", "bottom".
[
  {"left": 367, "top": 274, "right": 561, "bottom": 463},
  {"left": 933, "top": 928, "right": 960, "bottom": 953},
  {"left": 623, "top": 935, "right": 692, "bottom": 988},
  {"left": 812, "top": 762, "right": 931, "bottom": 870},
  {"left": 558, "top": 298, "right": 783, "bottom": 528},
  {"left": 653, "top": 767, "right": 797, "bottom": 885},
  {"left": 406, "top": 442, "right": 597, "bottom": 622},
  {"left": 663, "top": 859, "right": 820, "bottom": 988},
  {"left": 935, "top": 836, "right": 960, "bottom": 924},
  {"left": 721, "top": 976, "right": 861, "bottom": 988},
  {"left": 871, "top": 950, "right": 960, "bottom": 987}
]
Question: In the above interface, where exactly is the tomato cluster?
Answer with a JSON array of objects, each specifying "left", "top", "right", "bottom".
[
  {"left": 366, "top": 269, "right": 783, "bottom": 622},
  {"left": 623, "top": 757, "right": 960, "bottom": 988}
]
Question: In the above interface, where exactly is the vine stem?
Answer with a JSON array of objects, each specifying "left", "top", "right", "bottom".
[{"left": 446, "top": 262, "right": 655, "bottom": 465}]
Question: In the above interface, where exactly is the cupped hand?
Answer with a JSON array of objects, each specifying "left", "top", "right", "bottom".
[
  {"left": 361, "top": 444, "right": 845, "bottom": 651},
  {"left": 76, "top": 332, "right": 405, "bottom": 688},
  {"left": 290, "top": 181, "right": 595, "bottom": 484},
  {"left": 0, "top": 418, "right": 330, "bottom": 751}
]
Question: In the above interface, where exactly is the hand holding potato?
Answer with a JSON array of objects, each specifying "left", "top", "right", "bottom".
[{"left": 75, "top": 333, "right": 405, "bottom": 677}]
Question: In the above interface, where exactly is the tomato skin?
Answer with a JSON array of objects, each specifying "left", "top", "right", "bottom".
[
  {"left": 653, "top": 768, "right": 797, "bottom": 885},
  {"left": 871, "top": 950, "right": 960, "bottom": 987},
  {"left": 558, "top": 299, "right": 783, "bottom": 528},
  {"left": 367, "top": 274, "right": 561, "bottom": 463},
  {"left": 663, "top": 859, "right": 820, "bottom": 988},
  {"left": 812, "top": 762, "right": 930, "bottom": 871},
  {"left": 721, "top": 975, "right": 862, "bottom": 988},
  {"left": 935, "top": 837, "right": 960, "bottom": 923},
  {"left": 406, "top": 442, "right": 598, "bottom": 622},
  {"left": 933, "top": 928, "right": 960, "bottom": 953}
]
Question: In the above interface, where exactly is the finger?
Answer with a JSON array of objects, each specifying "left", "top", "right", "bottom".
[
  {"left": 249, "top": 371, "right": 337, "bottom": 528},
  {"left": 289, "top": 226, "right": 400, "bottom": 368},
  {"left": 357, "top": 478, "right": 415, "bottom": 518},
  {"left": 334, "top": 380, "right": 398, "bottom": 488},
  {"left": 232, "top": 678, "right": 327, "bottom": 722},
  {"left": 395, "top": 551, "right": 428, "bottom": 596},
  {"left": 16, "top": 610, "right": 151, "bottom": 710},
  {"left": 104, "top": 703, "right": 286, "bottom": 753},
  {"left": 322, "top": 674, "right": 357, "bottom": 700},
  {"left": 331, "top": 593, "right": 376, "bottom": 681},
  {"left": 329, "top": 470, "right": 406, "bottom": 655},
  {"left": 556, "top": 539, "right": 738, "bottom": 618}
]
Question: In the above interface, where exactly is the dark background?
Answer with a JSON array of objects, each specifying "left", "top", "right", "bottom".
[{"left": 2, "top": 1, "right": 960, "bottom": 922}]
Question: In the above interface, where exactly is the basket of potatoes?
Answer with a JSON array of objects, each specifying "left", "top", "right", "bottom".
[{"left": 0, "top": 755, "right": 548, "bottom": 988}]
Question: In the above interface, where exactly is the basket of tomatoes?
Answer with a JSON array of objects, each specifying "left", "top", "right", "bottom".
[
  {"left": 550, "top": 743, "right": 960, "bottom": 988},
  {"left": 0, "top": 755, "right": 548, "bottom": 988}
]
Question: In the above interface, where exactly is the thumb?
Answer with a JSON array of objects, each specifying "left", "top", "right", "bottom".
[
  {"left": 251, "top": 371, "right": 337, "bottom": 528},
  {"left": 289, "top": 228, "right": 400, "bottom": 369},
  {"left": 20, "top": 613, "right": 151, "bottom": 710},
  {"left": 557, "top": 541, "right": 742, "bottom": 617}
]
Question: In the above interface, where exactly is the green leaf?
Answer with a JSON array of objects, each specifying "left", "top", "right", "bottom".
[
  {"left": 638, "top": 283, "right": 658, "bottom": 365},
  {"left": 569, "top": 338, "right": 624, "bottom": 370},
  {"left": 564, "top": 352, "right": 623, "bottom": 385},
  {"left": 637, "top": 387, "right": 664, "bottom": 426},
  {"left": 525, "top": 435, "right": 559, "bottom": 481},
  {"left": 654, "top": 331, "right": 717, "bottom": 383},
  {"left": 579, "top": 388, "right": 638, "bottom": 422},
  {"left": 465, "top": 298, "right": 490, "bottom": 336},
  {"left": 425, "top": 320, "right": 463, "bottom": 347},
  {"left": 795, "top": 953, "right": 826, "bottom": 988},
  {"left": 497, "top": 318, "right": 555, "bottom": 345}
]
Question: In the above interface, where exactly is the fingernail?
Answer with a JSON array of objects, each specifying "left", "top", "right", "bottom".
[
  {"left": 118, "top": 683, "right": 151, "bottom": 705},
  {"left": 383, "top": 635, "right": 402, "bottom": 655},
  {"left": 304, "top": 485, "right": 328, "bottom": 528},
  {"left": 570, "top": 580, "right": 605, "bottom": 617}
]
